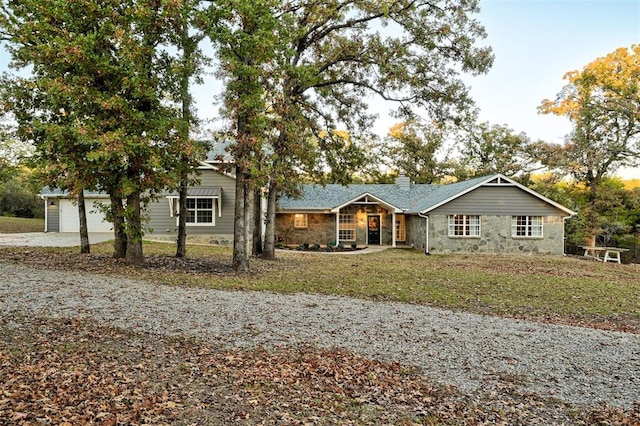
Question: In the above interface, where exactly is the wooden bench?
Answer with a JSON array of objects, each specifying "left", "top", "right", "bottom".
[{"left": 580, "top": 246, "right": 629, "bottom": 264}]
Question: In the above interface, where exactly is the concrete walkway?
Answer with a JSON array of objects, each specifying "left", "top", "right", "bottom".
[
  {"left": 276, "top": 245, "right": 392, "bottom": 255},
  {"left": 0, "top": 232, "right": 113, "bottom": 247}
]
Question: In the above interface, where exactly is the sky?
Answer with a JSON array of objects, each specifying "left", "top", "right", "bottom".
[
  {"left": 1, "top": 0, "right": 639, "bottom": 177},
  {"left": 458, "top": 0, "right": 640, "bottom": 178}
]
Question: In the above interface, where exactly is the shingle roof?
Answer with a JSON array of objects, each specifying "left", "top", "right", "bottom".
[
  {"left": 277, "top": 183, "right": 434, "bottom": 212},
  {"left": 278, "top": 175, "right": 524, "bottom": 214}
]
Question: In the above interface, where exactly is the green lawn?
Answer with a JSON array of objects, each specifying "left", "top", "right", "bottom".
[
  {"left": 72, "top": 242, "right": 640, "bottom": 325},
  {"left": 0, "top": 216, "right": 45, "bottom": 233}
]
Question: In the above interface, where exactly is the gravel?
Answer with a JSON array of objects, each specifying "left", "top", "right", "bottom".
[{"left": 1, "top": 261, "right": 638, "bottom": 409}]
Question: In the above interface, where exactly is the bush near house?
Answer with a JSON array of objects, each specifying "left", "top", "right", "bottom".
[{"left": 0, "top": 168, "right": 44, "bottom": 219}]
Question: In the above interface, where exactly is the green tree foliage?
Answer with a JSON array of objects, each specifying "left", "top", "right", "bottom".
[
  {"left": 530, "top": 175, "right": 640, "bottom": 261},
  {"left": 1, "top": 0, "right": 188, "bottom": 263},
  {"left": 0, "top": 120, "right": 42, "bottom": 219},
  {"left": 377, "top": 121, "right": 450, "bottom": 184},
  {"left": 0, "top": 166, "right": 43, "bottom": 218},
  {"left": 0, "top": 121, "right": 31, "bottom": 183},
  {"left": 538, "top": 45, "right": 640, "bottom": 244},
  {"left": 203, "top": 0, "right": 493, "bottom": 267},
  {"left": 455, "top": 121, "right": 536, "bottom": 180},
  {"left": 165, "top": 0, "right": 209, "bottom": 259},
  {"left": 202, "top": 0, "right": 282, "bottom": 271}
]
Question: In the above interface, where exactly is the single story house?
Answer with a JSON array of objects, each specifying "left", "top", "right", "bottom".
[
  {"left": 275, "top": 174, "right": 576, "bottom": 255},
  {"left": 39, "top": 144, "right": 237, "bottom": 245}
]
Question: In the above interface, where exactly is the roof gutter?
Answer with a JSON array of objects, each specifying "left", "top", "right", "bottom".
[{"left": 418, "top": 212, "right": 429, "bottom": 255}]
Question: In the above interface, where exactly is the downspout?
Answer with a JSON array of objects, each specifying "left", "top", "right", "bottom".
[
  {"left": 335, "top": 208, "right": 340, "bottom": 246},
  {"left": 418, "top": 212, "right": 429, "bottom": 255}
]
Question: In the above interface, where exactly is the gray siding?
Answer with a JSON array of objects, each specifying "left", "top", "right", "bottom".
[
  {"left": 429, "top": 186, "right": 564, "bottom": 216},
  {"left": 46, "top": 199, "right": 59, "bottom": 232},
  {"left": 147, "top": 169, "right": 236, "bottom": 239}
]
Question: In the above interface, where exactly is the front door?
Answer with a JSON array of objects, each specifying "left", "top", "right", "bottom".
[{"left": 367, "top": 215, "right": 381, "bottom": 245}]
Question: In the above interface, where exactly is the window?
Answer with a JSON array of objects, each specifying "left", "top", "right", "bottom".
[
  {"left": 294, "top": 214, "right": 308, "bottom": 229},
  {"left": 339, "top": 214, "right": 356, "bottom": 241},
  {"left": 448, "top": 215, "right": 480, "bottom": 237},
  {"left": 512, "top": 216, "right": 543, "bottom": 237},
  {"left": 396, "top": 215, "right": 406, "bottom": 241},
  {"left": 185, "top": 197, "right": 214, "bottom": 225}
]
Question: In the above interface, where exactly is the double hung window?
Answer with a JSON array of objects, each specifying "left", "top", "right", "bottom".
[
  {"left": 448, "top": 215, "right": 480, "bottom": 237},
  {"left": 294, "top": 214, "right": 308, "bottom": 228},
  {"left": 511, "top": 216, "right": 543, "bottom": 237},
  {"left": 185, "top": 198, "right": 214, "bottom": 225},
  {"left": 339, "top": 214, "right": 356, "bottom": 241}
]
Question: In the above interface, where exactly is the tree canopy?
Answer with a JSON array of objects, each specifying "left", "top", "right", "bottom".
[
  {"left": 456, "top": 121, "right": 536, "bottom": 180},
  {"left": 0, "top": 0, "right": 194, "bottom": 263},
  {"left": 202, "top": 0, "right": 493, "bottom": 268},
  {"left": 538, "top": 45, "right": 640, "bottom": 185},
  {"left": 538, "top": 45, "right": 640, "bottom": 243}
]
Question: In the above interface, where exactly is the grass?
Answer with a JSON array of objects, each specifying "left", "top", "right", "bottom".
[
  {"left": 0, "top": 216, "right": 45, "bottom": 233},
  {"left": 17, "top": 241, "right": 639, "bottom": 329}
]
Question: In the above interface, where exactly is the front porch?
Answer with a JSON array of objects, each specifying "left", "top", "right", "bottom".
[{"left": 275, "top": 198, "right": 407, "bottom": 248}]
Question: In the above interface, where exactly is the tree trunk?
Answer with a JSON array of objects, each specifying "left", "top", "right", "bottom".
[
  {"left": 125, "top": 190, "right": 144, "bottom": 265},
  {"left": 77, "top": 190, "right": 90, "bottom": 254},
  {"left": 263, "top": 181, "right": 277, "bottom": 260},
  {"left": 232, "top": 164, "right": 249, "bottom": 272},
  {"left": 252, "top": 188, "right": 263, "bottom": 256},
  {"left": 245, "top": 184, "right": 254, "bottom": 257},
  {"left": 244, "top": 179, "right": 253, "bottom": 258},
  {"left": 585, "top": 183, "right": 600, "bottom": 246},
  {"left": 176, "top": 170, "right": 188, "bottom": 257},
  {"left": 110, "top": 193, "right": 127, "bottom": 259},
  {"left": 175, "top": 17, "right": 195, "bottom": 259}
]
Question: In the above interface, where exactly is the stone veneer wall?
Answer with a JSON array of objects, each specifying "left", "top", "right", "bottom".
[
  {"left": 276, "top": 206, "right": 395, "bottom": 246},
  {"left": 275, "top": 213, "right": 336, "bottom": 246},
  {"left": 407, "top": 215, "right": 565, "bottom": 255}
]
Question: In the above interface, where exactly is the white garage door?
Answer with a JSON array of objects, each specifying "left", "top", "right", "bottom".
[{"left": 59, "top": 199, "right": 112, "bottom": 232}]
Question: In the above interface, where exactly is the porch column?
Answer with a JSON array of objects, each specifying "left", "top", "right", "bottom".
[
  {"left": 335, "top": 209, "right": 340, "bottom": 245},
  {"left": 391, "top": 211, "right": 396, "bottom": 247},
  {"left": 43, "top": 198, "right": 49, "bottom": 232}
]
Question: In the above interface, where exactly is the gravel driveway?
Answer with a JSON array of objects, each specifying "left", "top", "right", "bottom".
[
  {"left": 1, "top": 261, "right": 638, "bottom": 409},
  {"left": 0, "top": 232, "right": 113, "bottom": 247}
]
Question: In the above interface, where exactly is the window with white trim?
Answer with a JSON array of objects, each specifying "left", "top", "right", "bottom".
[
  {"left": 339, "top": 214, "right": 356, "bottom": 241},
  {"left": 294, "top": 214, "right": 308, "bottom": 228},
  {"left": 511, "top": 216, "right": 543, "bottom": 237},
  {"left": 185, "top": 197, "right": 215, "bottom": 225},
  {"left": 448, "top": 215, "right": 480, "bottom": 237},
  {"left": 395, "top": 215, "right": 406, "bottom": 241}
]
